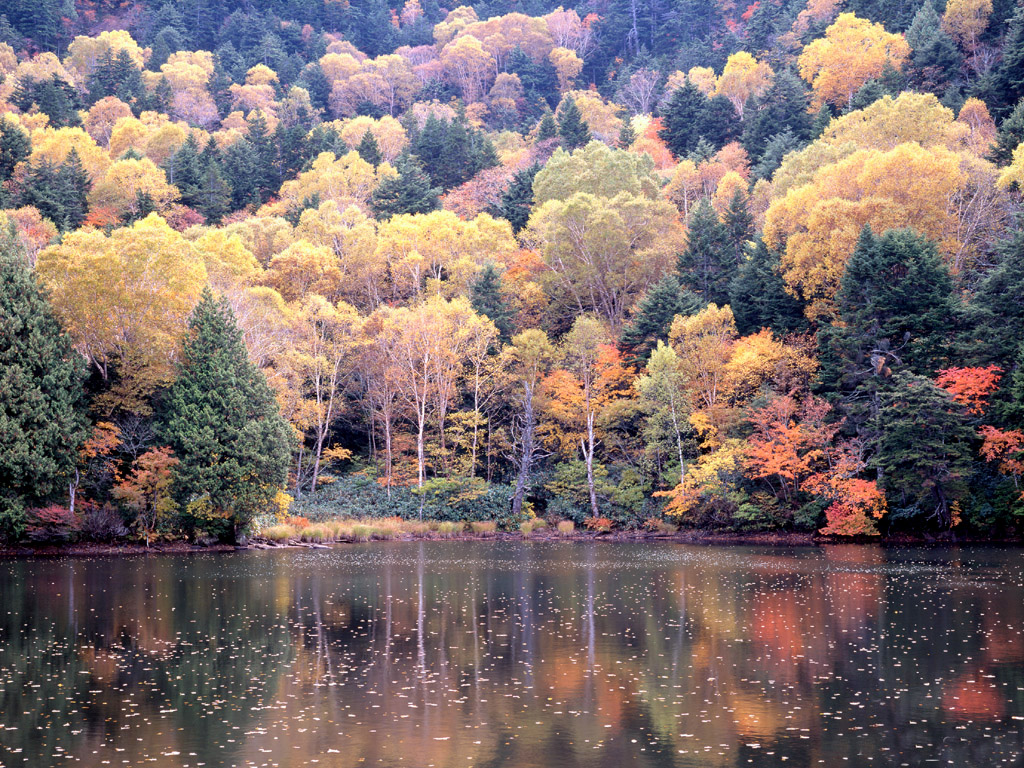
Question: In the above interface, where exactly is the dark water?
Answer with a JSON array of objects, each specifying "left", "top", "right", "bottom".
[{"left": 1, "top": 542, "right": 1023, "bottom": 768}]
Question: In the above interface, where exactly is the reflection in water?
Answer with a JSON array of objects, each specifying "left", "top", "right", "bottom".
[{"left": 1, "top": 541, "right": 1023, "bottom": 768}]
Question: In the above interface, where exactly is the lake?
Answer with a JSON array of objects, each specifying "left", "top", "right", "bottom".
[{"left": 1, "top": 541, "right": 1023, "bottom": 767}]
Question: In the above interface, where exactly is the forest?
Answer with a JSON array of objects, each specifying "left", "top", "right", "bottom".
[{"left": 3, "top": 0, "right": 1024, "bottom": 545}]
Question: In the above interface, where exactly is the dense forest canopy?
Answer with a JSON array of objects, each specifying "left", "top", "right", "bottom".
[{"left": 3, "top": 0, "right": 1024, "bottom": 543}]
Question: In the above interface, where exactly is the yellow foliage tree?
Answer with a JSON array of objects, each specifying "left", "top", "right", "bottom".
[
  {"left": 89, "top": 158, "right": 180, "bottom": 219},
  {"left": 797, "top": 13, "right": 910, "bottom": 109}
]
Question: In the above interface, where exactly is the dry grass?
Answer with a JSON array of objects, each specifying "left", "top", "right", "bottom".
[
  {"left": 470, "top": 521, "right": 497, "bottom": 535},
  {"left": 262, "top": 524, "right": 296, "bottom": 542},
  {"left": 557, "top": 520, "right": 575, "bottom": 536}
]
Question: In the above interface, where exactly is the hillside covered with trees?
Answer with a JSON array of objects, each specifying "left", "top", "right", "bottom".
[{"left": 3, "top": 0, "right": 1024, "bottom": 544}]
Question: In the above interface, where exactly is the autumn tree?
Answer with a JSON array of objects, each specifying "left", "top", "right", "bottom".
[
  {"left": 0, "top": 229, "right": 88, "bottom": 540},
  {"left": 797, "top": 13, "right": 911, "bottom": 109},
  {"left": 161, "top": 290, "right": 294, "bottom": 540},
  {"left": 112, "top": 447, "right": 179, "bottom": 545},
  {"left": 509, "top": 328, "right": 554, "bottom": 517}
]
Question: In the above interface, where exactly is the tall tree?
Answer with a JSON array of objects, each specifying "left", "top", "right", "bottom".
[
  {"left": 510, "top": 329, "right": 554, "bottom": 518},
  {"left": 557, "top": 96, "right": 591, "bottom": 150},
  {"left": 729, "top": 239, "right": 808, "bottom": 336},
  {"left": 470, "top": 263, "right": 514, "bottom": 343},
  {"left": 677, "top": 198, "right": 735, "bottom": 305},
  {"left": 370, "top": 152, "right": 441, "bottom": 220},
  {"left": 0, "top": 229, "right": 88, "bottom": 540},
  {"left": 619, "top": 274, "right": 703, "bottom": 365},
  {"left": 161, "top": 289, "right": 293, "bottom": 540}
]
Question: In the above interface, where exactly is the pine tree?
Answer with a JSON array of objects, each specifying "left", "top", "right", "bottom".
[
  {"left": 56, "top": 149, "right": 90, "bottom": 231},
  {"left": 557, "top": 96, "right": 591, "bottom": 149},
  {"left": 370, "top": 152, "right": 441, "bottom": 220},
  {"left": 470, "top": 263, "right": 515, "bottom": 342},
  {"left": 495, "top": 163, "right": 539, "bottom": 234},
  {"left": 728, "top": 239, "right": 807, "bottom": 336},
  {"left": 752, "top": 128, "right": 802, "bottom": 179},
  {"left": 356, "top": 129, "right": 382, "bottom": 167},
  {"left": 0, "top": 228, "right": 88, "bottom": 540},
  {"left": 161, "top": 289, "right": 293, "bottom": 540},
  {"left": 536, "top": 111, "right": 558, "bottom": 141},
  {"left": 677, "top": 198, "right": 735, "bottom": 305},
  {"left": 619, "top": 274, "right": 704, "bottom": 364}
]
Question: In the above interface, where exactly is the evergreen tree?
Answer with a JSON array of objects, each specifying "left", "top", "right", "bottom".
[
  {"left": 741, "top": 71, "right": 815, "bottom": 160},
  {"left": 536, "top": 111, "right": 558, "bottom": 141},
  {"left": 13, "top": 74, "right": 81, "bottom": 127},
  {"left": 161, "top": 289, "right": 293, "bottom": 540},
  {"left": 618, "top": 118, "right": 637, "bottom": 148},
  {"left": 370, "top": 152, "right": 441, "bottom": 220},
  {"left": 495, "top": 163, "right": 539, "bottom": 234},
  {"left": 962, "top": 226, "right": 1024, "bottom": 365},
  {"left": 0, "top": 228, "right": 88, "bottom": 540},
  {"left": 753, "top": 128, "right": 802, "bottom": 179},
  {"left": 356, "top": 129, "right": 382, "bottom": 167},
  {"left": 905, "top": 0, "right": 961, "bottom": 94},
  {"left": 222, "top": 138, "right": 261, "bottom": 210},
  {"left": 197, "top": 163, "right": 232, "bottom": 223},
  {"left": 619, "top": 274, "right": 704, "bottom": 364},
  {"left": 991, "top": 99, "right": 1024, "bottom": 166},
  {"left": 164, "top": 135, "right": 204, "bottom": 208},
  {"left": 677, "top": 198, "right": 735, "bottom": 305},
  {"left": 872, "top": 371, "right": 974, "bottom": 529},
  {"left": 832, "top": 226, "right": 956, "bottom": 376},
  {"left": 990, "top": 2, "right": 1024, "bottom": 118},
  {"left": 557, "top": 97, "right": 591, "bottom": 150},
  {"left": 18, "top": 149, "right": 90, "bottom": 231},
  {"left": 0, "top": 117, "right": 29, "bottom": 186},
  {"left": 722, "top": 187, "right": 754, "bottom": 265},
  {"left": 659, "top": 80, "right": 706, "bottom": 157},
  {"left": 470, "top": 263, "right": 515, "bottom": 343},
  {"left": 729, "top": 239, "right": 807, "bottom": 336}
]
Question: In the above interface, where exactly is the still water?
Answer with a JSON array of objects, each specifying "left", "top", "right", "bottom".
[{"left": 1, "top": 541, "right": 1023, "bottom": 768}]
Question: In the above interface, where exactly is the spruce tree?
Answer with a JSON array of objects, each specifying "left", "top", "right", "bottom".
[
  {"left": 370, "top": 152, "right": 441, "bottom": 220},
  {"left": 618, "top": 118, "right": 637, "bottom": 148},
  {"left": 728, "top": 239, "right": 807, "bottom": 336},
  {"left": 962, "top": 227, "right": 1024, "bottom": 365},
  {"left": 722, "top": 187, "right": 754, "bottom": 265},
  {"left": 164, "top": 135, "right": 203, "bottom": 208},
  {"left": 557, "top": 96, "right": 591, "bottom": 149},
  {"left": 470, "top": 263, "right": 515, "bottom": 342},
  {"left": 991, "top": 2, "right": 1024, "bottom": 117},
  {"left": 905, "top": 0, "right": 960, "bottom": 94},
  {"left": 0, "top": 117, "right": 29, "bottom": 199},
  {"left": 872, "top": 371, "right": 974, "bottom": 529},
  {"left": 0, "top": 229, "right": 88, "bottom": 540},
  {"left": 752, "top": 128, "right": 802, "bottom": 179},
  {"left": 356, "top": 129, "right": 382, "bottom": 167},
  {"left": 677, "top": 198, "right": 735, "bottom": 305},
  {"left": 495, "top": 163, "right": 539, "bottom": 234},
  {"left": 536, "top": 111, "right": 558, "bottom": 141},
  {"left": 991, "top": 99, "right": 1024, "bottom": 166},
  {"left": 659, "top": 80, "right": 706, "bottom": 158},
  {"left": 619, "top": 274, "right": 704, "bottom": 364},
  {"left": 161, "top": 289, "right": 293, "bottom": 540}
]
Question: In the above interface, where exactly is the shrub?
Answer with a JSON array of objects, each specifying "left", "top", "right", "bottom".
[
  {"left": 584, "top": 516, "right": 613, "bottom": 533},
  {"left": 286, "top": 515, "right": 311, "bottom": 529},
  {"left": 299, "top": 523, "right": 332, "bottom": 542},
  {"left": 24, "top": 505, "right": 81, "bottom": 542},
  {"left": 80, "top": 502, "right": 128, "bottom": 541},
  {"left": 557, "top": 520, "right": 575, "bottom": 535},
  {"left": 470, "top": 521, "right": 497, "bottom": 534}
]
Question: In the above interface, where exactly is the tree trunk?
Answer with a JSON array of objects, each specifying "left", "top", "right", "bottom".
[
  {"left": 512, "top": 392, "right": 535, "bottom": 517},
  {"left": 583, "top": 409, "right": 599, "bottom": 518}
]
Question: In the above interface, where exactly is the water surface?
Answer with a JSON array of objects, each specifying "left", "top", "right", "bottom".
[{"left": 1, "top": 541, "right": 1023, "bottom": 767}]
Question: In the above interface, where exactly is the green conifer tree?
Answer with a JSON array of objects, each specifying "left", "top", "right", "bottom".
[
  {"left": 619, "top": 274, "right": 704, "bottom": 364},
  {"left": 536, "top": 111, "right": 558, "bottom": 141},
  {"left": 557, "top": 96, "right": 591, "bottom": 150},
  {"left": 470, "top": 263, "right": 515, "bottom": 343},
  {"left": 677, "top": 198, "right": 735, "bottom": 305},
  {"left": 161, "top": 289, "right": 294, "bottom": 540},
  {"left": 370, "top": 152, "right": 441, "bottom": 220},
  {"left": 0, "top": 228, "right": 88, "bottom": 540},
  {"left": 728, "top": 239, "right": 807, "bottom": 336},
  {"left": 495, "top": 163, "right": 539, "bottom": 234},
  {"left": 356, "top": 129, "right": 382, "bottom": 167}
]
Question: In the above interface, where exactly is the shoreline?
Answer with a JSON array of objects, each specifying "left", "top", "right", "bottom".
[{"left": 2, "top": 529, "right": 1021, "bottom": 558}]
